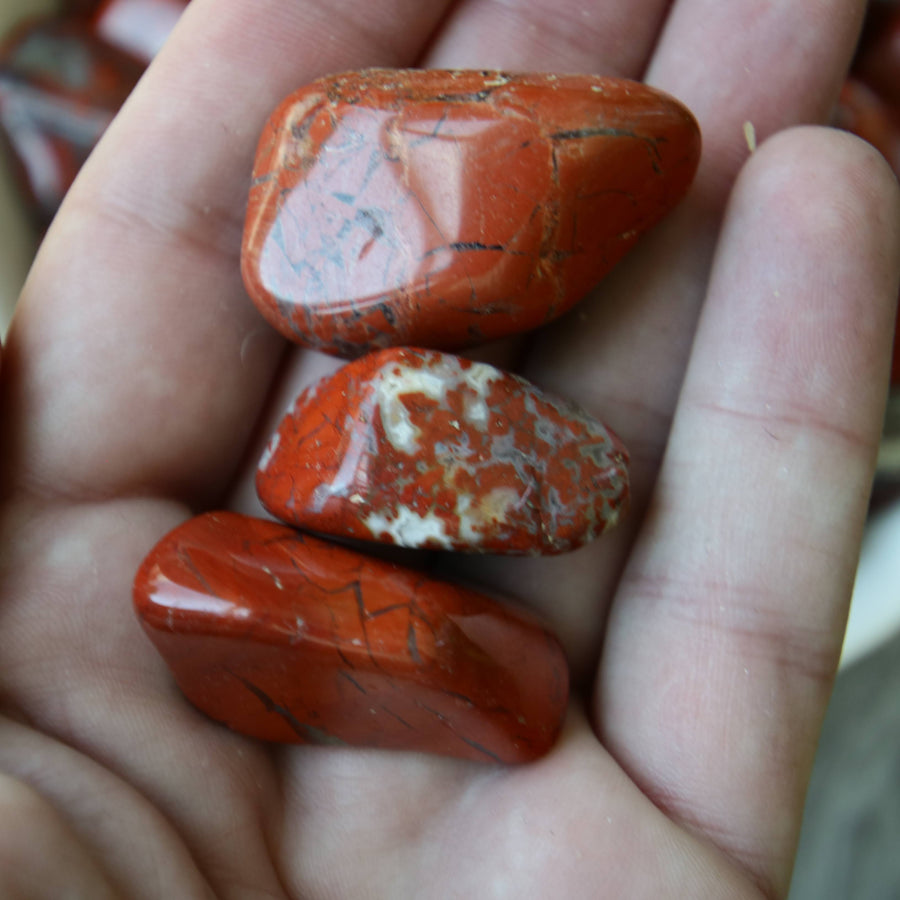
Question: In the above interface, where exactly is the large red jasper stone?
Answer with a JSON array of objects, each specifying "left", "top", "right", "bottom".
[
  {"left": 256, "top": 347, "right": 629, "bottom": 554},
  {"left": 134, "top": 512, "right": 568, "bottom": 763},
  {"left": 241, "top": 69, "right": 701, "bottom": 356}
]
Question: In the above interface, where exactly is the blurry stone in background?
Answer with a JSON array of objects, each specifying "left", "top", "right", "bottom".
[
  {"left": 854, "top": 0, "right": 900, "bottom": 110},
  {"left": 62, "top": 0, "right": 109, "bottom": 16},
  {"left": 0, "top": 15, "right": 143, "bottom": 226},
  {"left": 0, "top": 0, "right": 187, "bottom": 329},
  {"left": 833, "top": 77, "right": 900, "bottom": 177},
  {"left": 95, "top": 0, "right": 188, "bottom": 64},
  {"left": 833, "top": 0, "right": 900, "bottom": 508},
  {"left": 0, "top": 2, "right": 188, "bottom": 230}
]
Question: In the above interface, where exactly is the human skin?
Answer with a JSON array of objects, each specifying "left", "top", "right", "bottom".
[{"left": 0, "top": 1, "right": 898, "bottom": 898}]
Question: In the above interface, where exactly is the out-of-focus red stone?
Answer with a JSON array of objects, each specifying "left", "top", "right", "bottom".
[
  {"left": 833, "top": 78, "right": 900, "bottom": 173},
  {"left": 134, "top": 512, "right": 568, "bottom": 763},
  {"left": 94, "top": 0, "right": 189, "bottom": 63},
  {"left": 854, "top": 2, "right": 900, "bottom": 109},
  {"left": 0, "top": 17, "right": 143, "bottom": 223},
  {"left": 257, "top": 347, "right": 629, "bottom": 554},
  {"left": 63, "top": 1, "right": 109, "bottom": 17},
  {"left": 845, "top": 4, "right": 900, "bottom": 388},
  {"left": 832, "top": 75, "right": 900, "bottom": 387},
  {"left": 242, "top": 69, "right": 701, "bottom": 357}
]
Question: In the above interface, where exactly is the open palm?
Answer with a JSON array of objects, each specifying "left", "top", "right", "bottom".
[{"left": 2, "top": 1, "right": 898, "bottom": 897}]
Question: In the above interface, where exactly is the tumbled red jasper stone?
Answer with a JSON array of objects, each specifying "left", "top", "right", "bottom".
[
  {"left": 134, "top": 512, "right": 568, "bottom": 763},
  {"left": 257, "top": 347, "right": 629, "bottom": 554},
  {"left": 242, "top": 69, "right": 701, "bottom": 356}
]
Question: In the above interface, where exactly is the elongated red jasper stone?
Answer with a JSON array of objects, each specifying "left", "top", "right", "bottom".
[
  {"left": 134, "top": 512, "right": 568, "bottom": 763},
  {"left": 242, "top": 69, "right": 701, "bottom": 356},
  {"left": 257, "top": 347, "right": 629, "bottom": 554}
]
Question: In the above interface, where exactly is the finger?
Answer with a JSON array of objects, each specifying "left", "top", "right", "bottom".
[
  {"left": 598, "top": 127, "right": 900, "bottom": 895},
  {"left": 531, "top": 0, "right": 867, "bottom": 477},
  {"left": 647, "top": 0, "right": 864, "bottom": 198},
  {"left": 1, "top": 0, "right": 452, "bottom": 506},
  {"left": 425, "top": 0, "right": 672, "bottom": 74},
  {"left": 0, "top": 773, "right": 121, "bottom": 900},
  {"left": 0, "top": 713, "right": 229, "bottom": 899},
  {"left": 455, "top": 0, "right": 868, "bottom": 674},
  {"left": 0, "top": 498, "right": 290, "bottom": 895},
  {"left": 276, "top": 708, "right": 765, "bottom": 898}
]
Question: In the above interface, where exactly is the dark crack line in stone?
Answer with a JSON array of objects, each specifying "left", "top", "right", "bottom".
[
  {"left": 336, "top": 646, "right": 357, "bottom": 671},
  {"left": 431, "top": 108, "right": 449, "bottom": 138},
  {"left": 229, "top": 671, "right": 346, "bottom": 745},
  {"left": 407, "top": 619, "right": 423, "bottom": 665},
  {"left": 431, "top": 89, "right": 495, "bottom": 103},
  {"left": 408, "top": 594, "right": 437, "bottom": 634},
  {"left": 378, "top": 705, "right": 414, "bottom": 729},
  {"left": 366, "top": 602, "right": 414, "bottom": 619},
  {"left": 338, "top": 669, "right": 368, "bottom": 694},
  {"left": 550, "top": 125, "right": 639, "bottom": 141},
  {"left": 407, "top": 185, "right": 452, "bottom": 270},
  {"left": 456, "top": 735, "right": 503, "bottom": 763},
  {"left": 350, "top": 579, "right": 392, "bottom": 673},
  {"left": 177, "top": 548, "right": 219, "bottom": 600},
  {"left": 415, "top": 701, "right": 503, "bottom": 763},
  {"left": 443, "top": 689, "right": 477, "bottom": 708},
  {"left": 550, "top": 126, "right": 664, "bottom": 174},
  {"left": 449, "top": 240, "right": 504, "bottom": 252}
]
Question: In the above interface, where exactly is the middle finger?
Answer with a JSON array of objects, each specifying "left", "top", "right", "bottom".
[
  {"left": 425, "top": 0, "right": 673, "bottom": 74},
  {"left": 452, "top": 0, "right": 868, "bottom": 679}
]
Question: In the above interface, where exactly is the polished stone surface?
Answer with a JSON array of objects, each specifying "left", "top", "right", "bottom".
[
  {"left": 257, "top": 347, "right": 629, "bottom": 554},
  {"left": 242, "top": 69, "right": 701, "bottom": 356},
  {"left": 134, "top": 511, "right": 569, "bottom": 763}
]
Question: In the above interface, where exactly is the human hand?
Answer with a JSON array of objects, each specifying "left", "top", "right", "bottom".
[{"left": 1, "top": 1, "right": 897, "bottom": 897}]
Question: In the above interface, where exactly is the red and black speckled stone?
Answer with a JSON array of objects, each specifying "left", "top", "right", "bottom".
[
  {"left": 241, "top": 69, "right": 701, "bottom": 357},
  {"left": 134, "top": 511, "right": 569, "bottom": 764},
  {"left": 256, "top": 347, "right": 629, "bottom": 554}
]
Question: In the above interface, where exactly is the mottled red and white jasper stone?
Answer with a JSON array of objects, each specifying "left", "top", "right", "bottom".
[{"left": 256, "top": 347, "right": 629, "bottom": 554}]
